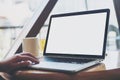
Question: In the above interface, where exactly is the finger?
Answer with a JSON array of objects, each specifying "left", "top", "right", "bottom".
[
  {"left": 14, "top": 61, "right": 31, "bottom": 68},
  {"left": 16, "top": 55, "right": 39, "bottom": 64}
]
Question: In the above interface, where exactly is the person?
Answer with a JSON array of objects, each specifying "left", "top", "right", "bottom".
[{"left": 0, "top": 53, "right": 39, "bottom": 74}]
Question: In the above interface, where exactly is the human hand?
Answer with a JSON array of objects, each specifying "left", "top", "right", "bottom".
[{"left": 0, "top": 53, "right": 39, "bottom": 74}]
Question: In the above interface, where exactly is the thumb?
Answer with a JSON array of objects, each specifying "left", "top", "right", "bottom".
[{"left": 15, "top": 61, "right": 31, "bottom": 68}]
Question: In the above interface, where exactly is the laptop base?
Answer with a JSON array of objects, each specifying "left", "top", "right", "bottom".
[{"left": 30, "top": 58, "right": 101, "bottom": 73}]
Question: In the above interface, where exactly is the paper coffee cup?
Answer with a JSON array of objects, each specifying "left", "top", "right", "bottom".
[{"left": 22, "top": 37, "right": 40, "bottom": 58}]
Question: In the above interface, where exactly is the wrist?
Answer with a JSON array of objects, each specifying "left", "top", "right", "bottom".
[
  {"left": 0, "top": 61, "right": 7, "bottom": 72},
  {"left": 0, "top": 61, "right": 4, "bottom": 72}
]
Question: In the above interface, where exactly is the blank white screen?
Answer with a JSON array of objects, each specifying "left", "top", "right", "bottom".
[{"left": 46, "top": 13, "right": 107, "bottom": 55}]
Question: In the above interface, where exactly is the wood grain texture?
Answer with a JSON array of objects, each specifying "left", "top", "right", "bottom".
[{"left": 13, "top": 63, "right": 106, "bottom": 80}]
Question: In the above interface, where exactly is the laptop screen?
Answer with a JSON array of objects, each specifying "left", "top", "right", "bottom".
[{"left": 44, "top": 9, "right": 110, "bottom": 59}]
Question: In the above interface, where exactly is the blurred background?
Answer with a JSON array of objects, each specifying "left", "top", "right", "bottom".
[{"left": 0, "top": 0, "right": 119, "bottom": 69}]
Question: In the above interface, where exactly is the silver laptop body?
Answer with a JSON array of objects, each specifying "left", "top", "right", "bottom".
[{"left": 30, "top": 9, "right": 110, "bottom": 73}]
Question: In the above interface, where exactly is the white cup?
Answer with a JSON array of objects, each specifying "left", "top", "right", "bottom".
[{"left": 22, "top": 37, "right": 40, "bottom": 58}]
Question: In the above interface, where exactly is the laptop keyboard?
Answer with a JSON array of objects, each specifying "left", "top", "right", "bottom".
[{"left": 44, "top": 57, "right": 95, "bottom": 64}]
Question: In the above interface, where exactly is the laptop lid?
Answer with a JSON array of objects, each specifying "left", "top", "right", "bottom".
[{"left": 44, "top": 9, "right": 110, "bottom": 59}]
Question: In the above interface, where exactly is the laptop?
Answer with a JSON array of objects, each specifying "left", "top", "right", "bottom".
[{"left": 30, "top": 9, "right": 110, "bottom": 73}]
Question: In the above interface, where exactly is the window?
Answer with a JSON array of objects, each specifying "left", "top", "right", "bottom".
[{"left": 0, "top": 0, "right": 41, "bottom": 59}]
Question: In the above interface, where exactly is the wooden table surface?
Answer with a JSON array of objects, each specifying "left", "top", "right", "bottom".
[{"left": 13, "top": 63, "right": 106, "bottom": 80}]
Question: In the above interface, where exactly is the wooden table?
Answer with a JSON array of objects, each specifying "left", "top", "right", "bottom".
[{"left": 13, "top": 63, "right": 106, "bottom": 80}]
